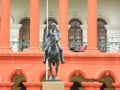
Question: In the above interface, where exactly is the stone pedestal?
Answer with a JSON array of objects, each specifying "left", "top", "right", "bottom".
[{"left": 42, "top": 81, "right": 64, "bottom": 90}]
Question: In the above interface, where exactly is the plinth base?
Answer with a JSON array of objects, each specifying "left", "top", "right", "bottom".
[{"left": 42, "top": 81, "right": 64, "bottom": 90}]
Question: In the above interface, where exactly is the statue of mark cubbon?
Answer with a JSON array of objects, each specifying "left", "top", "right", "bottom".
[{"left": 42, "top": 23, "right": 65, "bottom": 80}]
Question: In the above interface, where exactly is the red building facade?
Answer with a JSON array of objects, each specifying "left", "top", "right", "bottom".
[{"left": 0, "top": 0, "right": 120, "bottom": 90}]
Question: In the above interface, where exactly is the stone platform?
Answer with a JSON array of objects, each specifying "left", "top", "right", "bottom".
[{"left": 42, "top": 81, "right": 64, "bottom": 90}]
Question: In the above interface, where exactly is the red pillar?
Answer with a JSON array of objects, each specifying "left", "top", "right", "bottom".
[
  {"left": 86, "top": 0, "right": 99, "bottom": 53},
  {"left": 29, "top": 0, "right": 41, "bottom": 52},
  {"left": 82, "top": 82, "right": 102, "bottom": 90},
  {"left": 0, "top": 0, "right": 1, "bottom": 31},
  {"left": 0, "top": 0, "right": 10, "bottom": 52},
  {"left": 59, "top": 0, "right": 69, "bottom": 52}
]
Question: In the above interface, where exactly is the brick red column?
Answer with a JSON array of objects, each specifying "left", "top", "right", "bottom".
[
  {"left": 86, "top": 0, "right": 99, "bottom": 52},
  {"left": 59, "top": 0, "right": 69, "bottom": 51},
  {"left": 82, "top": 82, "right": 102, "bottom": 90},
  {"left": 0, "top": 0, "right": 1, "bottom": 31},
  {"left": 29, "top": 0, "right": 41, "bottom": 52},
  {"left": 0, "top": 0, "right": 10, "bottom": 52}
]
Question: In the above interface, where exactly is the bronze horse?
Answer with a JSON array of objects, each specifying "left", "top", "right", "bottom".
[
  {"left": 48, "top": 40, "right": 60, "bottom": 80},
  {"left": 43, "top": 23, "right": 65, "bottom": 80},
  {"left": 44, "top": 30, "right": 64, "bottom": 80}
]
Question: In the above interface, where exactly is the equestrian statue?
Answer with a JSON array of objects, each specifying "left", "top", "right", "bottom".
[{"left": 42, "top": 23, "right": 65, "bottom": 80}]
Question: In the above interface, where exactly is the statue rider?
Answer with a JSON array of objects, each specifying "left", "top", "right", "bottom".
[{"left": 43, "top": 23, "right": 65, "bottom": 64}]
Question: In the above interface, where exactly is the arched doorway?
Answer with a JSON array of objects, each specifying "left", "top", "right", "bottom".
[
  {"left": 19, "top": 18, "right": 30, "bottom": 51},
  {"left": 12, "top": 75, "right": 26, "bottom": 90},
  {"left": 99, "top": 75, "right": 115, "bottom": 90},
  {"left": 70, "top": 75, "right": 87, "bottom": 90}
]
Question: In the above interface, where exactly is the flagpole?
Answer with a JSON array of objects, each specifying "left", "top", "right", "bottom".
[{"left": 46, "top": 0, "right": 49, "bottom": 80}]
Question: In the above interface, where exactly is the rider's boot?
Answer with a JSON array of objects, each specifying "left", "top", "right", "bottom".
[
  {"left": 43, "top": 58, "right": 46, "bottom": 64},
  {"left": 49, "top": 66, "right": 53, "bottom": 80},
  {"left": 60, "top": 51, "right": 65, "bottom": 64},
  {"left": 58, "top": 45, "right": 65, "bottom": 64},
  {"left": 61, "top": 57, "right": 65, "bottom": 64}
]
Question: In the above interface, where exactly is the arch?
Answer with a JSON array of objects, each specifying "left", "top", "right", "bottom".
[
  {"left": 44, "top": 17, "right": 58, "bottom": 24},
  {"left": 95, "top": 70, "right": 118, "bottom": 83},
  {"left": 97, "top": 18, "right": 107, "bottom": 25},
  {"left": 5, "top": 68, "right": 31, "bottom": 82},
  {"left": 69, "top": 18, "right": 83, "bottom": 25},
  {"left": 19, "top": 17, "right": 30, "bottom": 24},
  {"left": 12, "top": 75, "right": 26, "bottom": 90},
  {"left": 65, "top": 69, "right": 89, "bottom": 82},
  {"left": 37, "top": 70, "right": 46, "bottom": 81},
  {"left": 97, "top": 13, "right": 110, "bottom": 24}
]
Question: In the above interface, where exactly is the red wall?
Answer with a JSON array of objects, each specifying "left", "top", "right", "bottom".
[{"left": 0, "top": 51, "right": 120, "bottom": 90}]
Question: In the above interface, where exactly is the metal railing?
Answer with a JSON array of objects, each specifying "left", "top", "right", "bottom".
[
  {"left": 10, "top": 41, "right": 120, "bottom": 52},
  {"left": 69, "top": 42, "right": 120, "bottom": 52},
  {"left": 10, "top": 41, "right": 44, "bottom": 52},
  {"left": 10, "top": 41, "right": 30, "bottom": 52},
  {"left": 103, "top": 42, "right": 120, "bottom": 52}
]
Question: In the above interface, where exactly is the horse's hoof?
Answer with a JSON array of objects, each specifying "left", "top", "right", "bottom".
[
  {"left": 55, "top": 76, "right": 58, "bottom": 80},
  {"left": 49, "top": 76, "right": 52, "bottom": 80}
]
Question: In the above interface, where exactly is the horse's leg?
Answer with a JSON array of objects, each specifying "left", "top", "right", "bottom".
[
  {"left": 49, "top": 61, "right": 52, "bottom": 80},
  {"left": 55, "top": 66, "right": 58, "bottom": 80},
  {"left": 60, "top": 51, "right": 65, "bottom": 64},
  {"left": 55, "top": 60, "right": 59, "bottom": 80}
]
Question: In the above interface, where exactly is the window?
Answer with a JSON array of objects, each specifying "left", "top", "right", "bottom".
[
  {"left": 97, "top": 19, "right": 107, "bottom": 52},
  {"left": 19, "top": 18, "right": 30, "bottom": 51},
  {"left": 69, "top": 19, "right": 83, "bottom": 51}
]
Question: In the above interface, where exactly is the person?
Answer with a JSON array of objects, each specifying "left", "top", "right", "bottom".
[
  {"left": 79, "top": 45, "right": 85, "bottom": 52},
  {"left": 43, "top": 23, "right": 65, "bottom": 64}
]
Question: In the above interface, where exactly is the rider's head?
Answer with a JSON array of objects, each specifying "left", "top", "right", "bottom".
[
  {"left": 50, "top": 23, "right": 59, "bottom": 32},
  {"left": 51, "top": 23, "right": 56, "bottom": 29}
]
